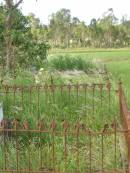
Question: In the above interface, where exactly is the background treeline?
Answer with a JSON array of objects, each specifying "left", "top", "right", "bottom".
[
  {"left": 47, "top": 8, "right": 130, "bottom": 49},
  {"left": 20, "top": 8, "right": 130, "bottom": 49},
  {"left": 1, "top": 1, "right": 130, "bottom": 69}
]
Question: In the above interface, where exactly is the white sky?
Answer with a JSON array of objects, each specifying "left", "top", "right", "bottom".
[{"left": 5, "top": 0, "right": 130, "bottom": 24}]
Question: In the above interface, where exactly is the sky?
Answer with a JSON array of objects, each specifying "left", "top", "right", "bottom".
[{"left": 15, "top": 0, "right": 130, "bottom": 24}]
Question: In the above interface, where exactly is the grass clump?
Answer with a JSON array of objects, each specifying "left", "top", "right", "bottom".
[{"left": 48, "top": 54, "right": 95, "bottom": 73}]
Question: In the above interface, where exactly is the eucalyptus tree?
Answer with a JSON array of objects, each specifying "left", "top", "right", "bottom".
[
  {"left": 99, "top": 8, "right": 118, "bottom": 47},
  {"left": 72, "top": 21, "right": 88, "bottom": 47},
  {"left": 49, "top": 8, "right": 71, "bottom": 48}
]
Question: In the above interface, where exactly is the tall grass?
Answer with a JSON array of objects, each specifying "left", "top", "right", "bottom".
[
  {"left": 1, "top": 85, "right": 118, "bottom": 130},
  {"left": 47, "top": 54, "right": 95, "bottom": 73},
  {"left": 0, "top": 49, "right": 128, "bottom": 172},
  {"left": 0, "top": 85, "right": 121, "bottom": 172},
  {"left": 0, "top": 86, "right": 121, "bottom": 171}
]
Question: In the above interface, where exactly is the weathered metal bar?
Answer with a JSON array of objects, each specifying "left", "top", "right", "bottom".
[
  {"left": 89, "top": 131, "right": 92, "bottom": 173},
  {"left": 118, "top": 82, "right": 130, "bottom": 173},
  {"left": 92, "top": 84, "right": 95, "bottom": 116},
  {"left": 101, "top": 133, "right": 104, "bottom": 171}
]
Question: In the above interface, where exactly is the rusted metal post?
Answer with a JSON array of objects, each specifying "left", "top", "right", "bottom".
[{"left": 118, "top": 81, "right": 130, "bottom": 173}]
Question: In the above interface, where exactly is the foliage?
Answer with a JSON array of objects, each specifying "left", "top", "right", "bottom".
[
  {"left": 0, "top": 3, "right": 50, "bottom": 70},
  {"left": 47, "top": 8, "right": 130, "bottom": 48}
]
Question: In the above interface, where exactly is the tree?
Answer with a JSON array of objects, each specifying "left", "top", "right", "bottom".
[
  {"left": 4, "top": 0, "right": 23, "bottom": 70},
  {"left": 99, "top": 8, "right": 118, "bottom": 47},
  {"left": 4, "top": 0, "right": 39, "bottom": 70},
  {"left": 49, "top": 8, "right": 71, "bottom": 48},
  {"left": 72, "top": 21, "right": 88, "bottom": 47},
  {"left": 0, "top": 1, "right": 50, "bottom": 70},
  {"left": 0, "top": 5, "right": 5, "bottom": 60}
]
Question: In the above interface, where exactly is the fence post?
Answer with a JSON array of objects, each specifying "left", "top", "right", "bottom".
[{"left": 118, "top": 81, "right": 130, "bottom": 173}]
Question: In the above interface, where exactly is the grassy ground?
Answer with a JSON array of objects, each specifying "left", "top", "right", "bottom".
[
  {"left": 0, "top": 48, "right": 130, "bottom": 172},
  {"left": 49, "top": 48, "right": 130, "bottom": 54},
  {"left": 49, "top": 48, "right": 130, "bottom": 99}
]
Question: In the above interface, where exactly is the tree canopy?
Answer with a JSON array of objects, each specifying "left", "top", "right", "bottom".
[{"left": 0, "top": 0, "right": 49, "bottom": 70}]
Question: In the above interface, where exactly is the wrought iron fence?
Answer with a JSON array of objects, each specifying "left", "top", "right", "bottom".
[
  {"left": 0, "top": 120, "right": 128, "bottom": 173},
  {"left": 0, "top": 83, "right": 118, "bottom": 128},
  {"left": 0, "top": 82, "right": 129, "bottom": 173}
]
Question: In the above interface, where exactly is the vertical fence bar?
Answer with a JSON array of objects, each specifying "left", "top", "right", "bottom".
[
  {"left": 99, "top": 84, "right": 103, "bottom": 107},
  {"left": 76, "top": 123, "right": 80, "bottom": 172},
  {"left": 38, "top": 120, "right": 44, "bottom": 170},
  {"left": 28, "top": 139, "right": 31, "bottom": 171},
  {"left": 37, "top": 86, "right": 40, "bottom": 121},
  {"left": 114, "top": 122, "right": 117, "bottom": 171},
  {"left": 68, "top": 84, "right": 71, "bottom": 120},
  {"left": 92, "top": 84, "right": 95, "bottom": 116},
  {"left": 51, "top": 84, "right": 55, "bottom": 104},
  {"left": 60, "top": 85, "right": 64, "bottom": 119},
  {"left": 13, "top": 120, "right": 19, "bottom": 172},
  {"left": 21, "top": 86, "right": 24, "bottom": 111},
  {"left": 51, "top": 121, "right": 56, "bottom": 171},
  {"left": 45, "top": 84, "right": 48, "bottom": 117},
  {"left": 51, "top": 85, "right": 55, "bottom": 120},
  {"left": 13, "top": 85, "right": 16, "bottom": 107},
  {"left": 5, "top": 85, "right": 9, "bottom": 119},
  {"left": 107, "top": 81, "right": 111, "bottom": 113},
  {"left": 89, "top": 131, "right": 92, "bottom": 173},
  {"left": 29, "top": 86, "right": 32, "bottom": 116},
  {"left": 26, "top": 121, "right": 30, "bottom": 172},
  {"left": 101, "top": 132, "right": 104, "bottom": 171},
  {"left": 3, "top": 121, "right": 7, "bottom": 170},
  {"left": 63, "top": 121, "right": 68, "bottom": 172},
  {"left": 76, "top": 84, "right": 79, "bottom": 108},
  {"left": 84, "top": 84, "right": 87, "bottom": 116},
  {"left": 99, "top": 84, "right": 103, "bottom": 120},
  {"left": 128, "top": 136, "right": 130, "bottom": 173}
]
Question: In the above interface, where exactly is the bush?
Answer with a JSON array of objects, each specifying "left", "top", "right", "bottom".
[{"left": 48, "top": 54, "right": 95, "bottom": 73}]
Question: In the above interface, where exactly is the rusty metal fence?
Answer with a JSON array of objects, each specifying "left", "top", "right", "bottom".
[
  {"left": 0, "top": 120, "right": 127, "bottom": 173},
  {"left": 119, "top": 82, "right": 130, "bottom": 173},
  {"left": 0, "top": 82, "right": 129, "bottom": 173},
  {"left": 0, "top": 83, "right": 118, "bottom": 127}
]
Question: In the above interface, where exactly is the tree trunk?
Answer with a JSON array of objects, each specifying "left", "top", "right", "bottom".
[
  {"left": 4, "top": 0, "right": 23, "bottom": 71},
  {"left": 5, "top": 12, "right": 12, "bottom": 70}
]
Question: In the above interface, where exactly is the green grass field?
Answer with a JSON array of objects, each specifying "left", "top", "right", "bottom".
[
  {"left": 49, "top": 48, "right": 130, "bottom": 100},
  {"left": 50, "top": 48, "right": 130, "bottom": 82}
]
